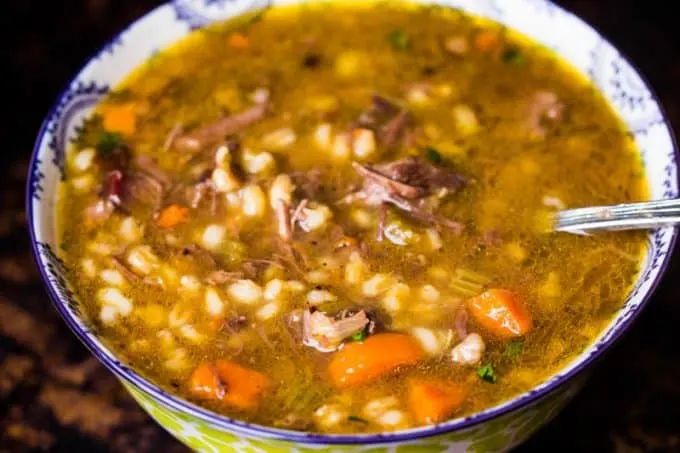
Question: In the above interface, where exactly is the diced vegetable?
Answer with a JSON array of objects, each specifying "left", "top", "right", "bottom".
[
  {"left": 474, "top": 30, "right": 499, "bottom": 52},
  {"left": 350, "top": 329, "right": 367, "bottom": 342},
  {"left": 424, "top": 146, "right": 443, "bottom": 165},
  {"left": 219, "top": 360, "right": 269, "bottom": 408},
  {"left": 190, "top": 360, "right": 269, "bottom": 409},
  {"left": 502, "top": 47, "right": 524, "bottom": 64},
  {"left": 348, "top": 415, "right": 368, "bottom": 424},
  {"left": 102, "top": 103, "right": 137, "bottom": 136},
  {"left": 476, "top": 363, "right": 497, "bottom": 383},
  {"left": 467, "top": 289, "right": 533, "bottom": 338},
  {"left": 328, "top": 333, "right": 424, "bottom": 388},
  {"left": 388, "top": 29, "right": 410, "bottom": 51},
  {"left": 96, "top": 131, "right": 123, "bottom": 155},
  {"left": 408, "top": 379, "right": 466, "bottom": 424},
  {"left": 157, "top": 204, "right": 189, "bottom": 229},
  {"left": 228, "top": 32, "right": 250, "bottom": 49},
  {"left": 451, "top": 268, "right": 489, "bottom": 297},
  {"left": 190, "top": 364, "right": 223, "bottom": 399}
]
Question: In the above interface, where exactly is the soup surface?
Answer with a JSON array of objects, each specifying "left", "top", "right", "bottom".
[{"left": 58, "top": 2, "right": 647, "bottom": 433}]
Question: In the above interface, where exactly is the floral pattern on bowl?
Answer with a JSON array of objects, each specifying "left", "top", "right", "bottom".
[{"left": 27, "top": 0, "right": 678, "bottom": 452}]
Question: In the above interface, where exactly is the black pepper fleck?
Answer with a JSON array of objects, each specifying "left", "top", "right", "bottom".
[{"left": 302, "top": 53, "right": 321, "bottom": 68}]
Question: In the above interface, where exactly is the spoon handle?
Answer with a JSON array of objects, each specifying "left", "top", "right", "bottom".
[{"left": 553, "top": 198, "right": 680, "bottom": 234}]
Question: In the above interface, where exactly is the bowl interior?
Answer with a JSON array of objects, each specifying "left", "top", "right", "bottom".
[{"left": 27, "top": 0, "right": 678, "bottom": 444}]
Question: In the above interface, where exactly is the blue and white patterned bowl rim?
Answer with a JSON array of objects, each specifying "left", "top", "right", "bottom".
[{"left": 26, "top": 0, "right": 679, "bottom": 446}]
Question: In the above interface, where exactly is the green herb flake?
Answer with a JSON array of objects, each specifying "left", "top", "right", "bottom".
[
  {"left": 348, "top": 415, "right": 369, "bottom": 424},
  {"left": 503, "top": 340, "right": 524, "bottom": 359},
  {"left": 502, "top": 47, "right": 524, "bottom": 65},
  {"left": 424, "top": 146, "right": 443, "bottom": 165},
  {"left": 388, "top": 29, "right": 411, "bottom": 52},
  {"left": 96, "top": 131, "right": 123, "bottom": 155},
  {"left": 477, "top": 363, "right": 497, "bottom": 383},
  {"left": 350, "top": 330, "right": 367, "bottom": 342}
]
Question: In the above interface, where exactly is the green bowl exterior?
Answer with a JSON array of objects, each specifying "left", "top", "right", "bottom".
[{"left": 123, "top": 376, "right": 584, "bottom": 452}]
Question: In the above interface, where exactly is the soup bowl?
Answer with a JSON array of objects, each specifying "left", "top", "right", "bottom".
[{"left": 27, "top": 0, "right": 678, "bottom": 451}]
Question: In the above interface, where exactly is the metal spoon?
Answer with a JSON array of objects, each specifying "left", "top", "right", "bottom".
[{"left": 552, "top": 199, "right": 680, "bottom": 234}]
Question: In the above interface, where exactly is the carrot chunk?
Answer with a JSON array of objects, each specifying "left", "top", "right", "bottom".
[
  {"left": 189, "top": 363, "right": 224, "bottom": 400},
  {"left": 189, "top": 360, "right": 269, "bottom": 410},
  {"left": 408, "top": 378, "right": 466, "bottom": 424},
  {"left": 214, "top": 360, "right": 269, "bottom": 410},
  {"left": 102, "top": 103, "right": 137, "bottom": 136},
  {"left": 474, "top": 30, "right": 499, "bottom": 52},
  {"left": 228, "top": 32, "right": 250, "bottom": 49},
  {"left": 157, "top": 204, "right": 189, "bottom": 229},
  {"left": 467, "top": 289, "right": 533, "bottom": 338},
  {"left": 328, "top": 333, "right": 424, "bottom": 388}
]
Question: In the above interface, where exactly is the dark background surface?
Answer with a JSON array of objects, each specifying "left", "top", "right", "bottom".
[{"left": 1, "top": 0, "right": 679, "bottom": 451}]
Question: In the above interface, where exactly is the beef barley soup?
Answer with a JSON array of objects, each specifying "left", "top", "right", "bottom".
[{"left": 57, "top": 2, "right": 647, "bottom": 433}]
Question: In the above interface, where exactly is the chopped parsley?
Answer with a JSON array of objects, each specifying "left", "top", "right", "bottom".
[
  {"left": 502, "top": 47, "right": 524, "bottom": 65},
  {"left": 350, "top": 329, "right": 367, "bottom": 342},
  {"left": 388, "top": 29, "right": 411, "bottom": 52},
  {"left": 96, "top": 131, "right": 123, "bottom": 155},
  {"left": 477, "top": 363, "right": 497, "bottom": 383},
  {"left": 347, "top": 415, "right": 369, "bottom": 424},
  {"left": 424, "top": 146, "right": 443, "bottom": 165},
  {"left": 503, "top": 340, "right": 525, "bottom": 359}
]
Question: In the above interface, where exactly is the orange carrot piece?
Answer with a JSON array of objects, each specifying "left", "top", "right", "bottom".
[
  {"left": 467, "top": 289, "right": 533, "bottom": 338},
  {"left": 215, "top": 360, "right": 269, "bottom": 410},
  {"left": 189, "top": 360, "right": 269, "bottom": 410},
  {"left": 328, "top": 333, "right": 424, "bottom": 388},
  {"left": 228, "top": 32, "right": 250, "bottom": 49},
  {"left": 157, "top": 204, "right": 189, "bottom": 229},
  {"left": 474, "top": 30, "right": 499, "bottom": 52},
  {"left": 102, "top": 103, "right": 137, "bottom": 136},
  {"left": 408, "top": 379, "right": 466, "bottom": 424},
  {"left": 189, "top": 363, "right": 224, "bottom": 400}
]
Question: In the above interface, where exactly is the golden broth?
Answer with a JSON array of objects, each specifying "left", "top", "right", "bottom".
[{"left": 58, "top": 2, "right": 646, "bottom": 433}]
